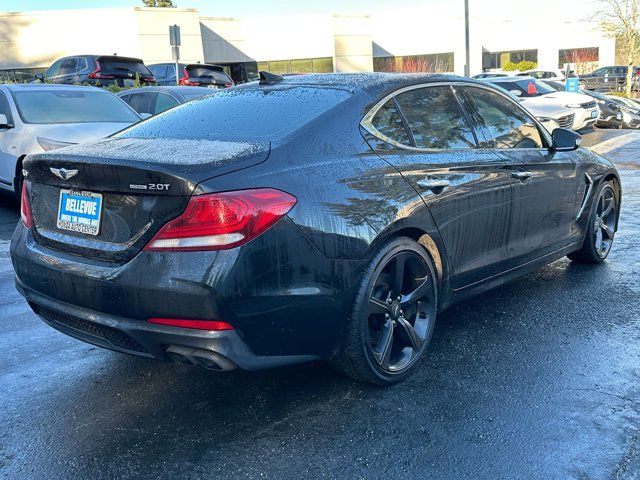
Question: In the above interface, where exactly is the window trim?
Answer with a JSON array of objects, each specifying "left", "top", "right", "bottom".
[{"left": 361, "top": 81, "right": 552, "bottom": 152}]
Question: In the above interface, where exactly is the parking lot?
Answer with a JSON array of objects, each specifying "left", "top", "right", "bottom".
[{"left": 0, "top": 129, "right": 639, "bottom": 479}]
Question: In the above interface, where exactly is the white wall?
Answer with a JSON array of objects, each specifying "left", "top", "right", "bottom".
[
  {"left": 201, "top": 14, "right": 334, "bottom": 63},
  {"left": 0, "top": 7, "right": 205, "bottom": 69},
  {"left": 0, "top": 5, "right": 619, "bottom": 75}
]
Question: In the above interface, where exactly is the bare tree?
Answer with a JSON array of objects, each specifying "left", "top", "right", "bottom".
[
  {"left": 598, "top": 0, "right": 639, "bottom": 96},
  {"left": 141, "top": 0, "right": 176, "bottom": 7}
]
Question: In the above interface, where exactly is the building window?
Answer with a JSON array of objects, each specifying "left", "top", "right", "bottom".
[
  {"left": 558, "top": 47, "right": 599, "bottom": 68},
  {"left": 257, "top": 57, "right": 334, "bottom": 74},
  {"left": 373, "top": 53, "right": 455, "bottom": 73},
  {"left": 482, "top": 50, "right": 538, "bottom": 70}
]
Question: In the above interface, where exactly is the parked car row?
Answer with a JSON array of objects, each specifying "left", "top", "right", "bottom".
[
  {"left": 479, "top": 76, "right": 599, "bottom": 131},
  {"left": 35, "top": 54, "right": 234, "bottom": 89}
]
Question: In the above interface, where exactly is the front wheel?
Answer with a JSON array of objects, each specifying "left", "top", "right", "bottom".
[
  {"left": 332, "top": 237, "right": 438, "bottom": 385},
  {"left": 568, "top": 181, "right": 618, "bottom": 263}
]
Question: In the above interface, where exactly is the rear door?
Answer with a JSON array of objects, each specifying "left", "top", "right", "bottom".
[
  {"left": 461, "top": 85, "right": 578, "bottom": 266},
  {"left": 364, "top": 84, "right": 513, "bottom": 288}
]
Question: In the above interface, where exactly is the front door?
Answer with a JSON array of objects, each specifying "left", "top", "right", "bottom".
[
  {"left": 460, "top": 85, "right": 579, "bottom": 267},
  {"left": 364, "top": 84, "right": 513, "bottom": 288}
]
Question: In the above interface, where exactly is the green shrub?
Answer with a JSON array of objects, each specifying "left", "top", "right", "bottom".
[{"left": 502, "top": 61, "right": 538, "bottom": 72}]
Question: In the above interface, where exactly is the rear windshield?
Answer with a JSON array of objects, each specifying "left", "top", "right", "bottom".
[
  {"left": 186, "top": 66, "right": 231, "bottom": 83},
  {"left": 118, "top": 86, "right": 351, "bottom": 141},
  {"left": 12, "top": 90, "right": 141, "bottom": 124},
  {"left": 99, "top": 58, "right": 152, "bottom": 77},
  {"left": 491, "top": 79, "right": 556, "bottom": 98}
]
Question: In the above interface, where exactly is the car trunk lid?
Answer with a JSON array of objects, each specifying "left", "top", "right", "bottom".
[{"left": 23, "top": 137, "right": 269, "bottom": 263}]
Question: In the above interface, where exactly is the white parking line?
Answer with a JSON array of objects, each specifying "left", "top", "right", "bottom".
[{"left": 588, "top": 132, "right": 639, "bottom": 156}]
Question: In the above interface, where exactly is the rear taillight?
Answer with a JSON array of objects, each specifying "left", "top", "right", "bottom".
[
  {"left": 178, "top": 68, "right": 197, "bottom": 86},
  {"left": 142, "top": 75, "right": 156, "bottom": 83},
  {"left": 20, "top": 182, "right": 32, "bottom": 228},
  {"left": 147, "top": 318, "right": 234, "bottom": 331},
  {"left": 144, "top": 188, "right": 297, "bottom": 252},
  {"left": 224, "top": 82, "right": 234, "bottom": 88},
  {"left": 88, "top": 61, "right": 115, "bottom": 80}
]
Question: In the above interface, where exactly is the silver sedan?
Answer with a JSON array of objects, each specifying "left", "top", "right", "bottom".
[{"left": 0, "top": 84, "right": 141, "bottom": 198}]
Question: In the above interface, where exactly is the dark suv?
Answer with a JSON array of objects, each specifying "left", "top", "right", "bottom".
[
  {"left": 580, "top": 65, "right": 640, "bottom": 92},
  {"left": 37, "top": 55, "right": 156, "bottom": 87},
  {"left": 148, "top": 63, "right": 234, "bottom": 88}
]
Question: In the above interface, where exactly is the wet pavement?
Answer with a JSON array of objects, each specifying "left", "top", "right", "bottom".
[{"left": 1, "top": 130, "right": 639, "bottom": 479}]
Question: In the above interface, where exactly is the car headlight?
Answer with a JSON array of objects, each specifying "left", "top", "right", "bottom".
[
  {"left": 565, "top": 103, "right": 582, "bottom": 108},
  {"left": 37, "top": 137, "right": 76, "bottom": 151}
]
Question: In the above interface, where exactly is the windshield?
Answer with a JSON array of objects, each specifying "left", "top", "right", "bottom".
[
  {"left": 119, "top": 86, "right": 351, "bottom": 142},
  {"left": 12, "top": 89, "right": 140, "bottom": 124},
  {"left": 491, "top": 79, "right": 556, "bottom": 98}
]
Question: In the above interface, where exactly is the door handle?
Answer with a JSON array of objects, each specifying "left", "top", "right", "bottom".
[
  {"left": 417, "top": 177, "right": 450, "bottom": 191},
  {"left": 511, "top": 171, "right": 534, "bottom": 181}
]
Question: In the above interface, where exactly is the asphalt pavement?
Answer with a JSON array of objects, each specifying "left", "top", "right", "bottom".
[{"left": 1, "top": 130, "right": 639, "bottom": 479}]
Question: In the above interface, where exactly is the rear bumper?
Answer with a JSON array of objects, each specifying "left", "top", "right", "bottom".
[
  {"left": 16, "top": 278, "right": 316, "bottom": 370},
  {"left": 11, "top": 218, "right": 363, "bottom": 362}
]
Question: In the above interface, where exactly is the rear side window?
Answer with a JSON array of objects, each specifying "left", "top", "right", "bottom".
[
  {"left": 123, "top": 92, "right": 157, "bottom": 115},
  {"left": 58, "top": 58, "right": 78, "bottom": 75},
  {"left": 120, "top": 86, "right": 351, "bottom": 142},
  {"left": 463, "top": 87, "right": 543, "bottom": 149},
  {"left": 155, "top": 93, "right": 179, "bottom": 114},
  {"left": 371, "top": 99, "right": 412, "bottom": 146},
  {"left": 394, "top": 86, "right": 476, "bottom": 149}
]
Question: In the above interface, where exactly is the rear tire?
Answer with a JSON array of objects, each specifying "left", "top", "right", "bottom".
[
  {"left": 568, "top": 181, "right": 618, "bottom": 264},
  {"left": 332, "top": 237, "right": 438, "bottom": 385}
]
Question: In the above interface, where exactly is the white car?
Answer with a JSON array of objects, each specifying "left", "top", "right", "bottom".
[
  {"left": 0, "top": 84, "right": 141, "bottom": 198},
  {"left": 517, "top": 69, "right": 576, "bottom": 81},
  {"left": 521, "top": 101, "right": 576, "bottom": 133},
  {"left": 484, "top": 77, "right": 599, "bottom": 130}
]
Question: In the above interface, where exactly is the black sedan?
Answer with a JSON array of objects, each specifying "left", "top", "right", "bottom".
[{"left": 11, "top": 73, "right": 621, "bottom": 384}]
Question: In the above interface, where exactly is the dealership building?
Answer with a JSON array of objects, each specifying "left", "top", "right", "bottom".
[{"left": 0, "top": 5, "right": 618, "bottom": 82}]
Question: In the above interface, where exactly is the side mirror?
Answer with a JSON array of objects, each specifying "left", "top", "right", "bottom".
[
  {"left": 34, "top": 72, "right": 45, "bottom": 83},
  {"left": 0, "top": 114, "right": 13, "bottom": 129},
  {"left": 552, "top": 128, "right": 581, "bottom": 152}
]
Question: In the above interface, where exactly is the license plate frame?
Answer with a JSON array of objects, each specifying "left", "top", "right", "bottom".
[{"left": 56, "top": 189, "right": 103, "bottom": 236}]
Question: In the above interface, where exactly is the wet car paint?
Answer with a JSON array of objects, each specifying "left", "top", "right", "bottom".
[
  {"left": 0, "top": 130, "right": 639, "bottom": 478},
  {"left": 10, "top": 74, "right": 621, "bottom": 370}
]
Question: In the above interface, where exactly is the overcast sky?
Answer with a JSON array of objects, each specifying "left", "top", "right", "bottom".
[{"left": 2, "top": 0, "right": 586, "bottom": 20}]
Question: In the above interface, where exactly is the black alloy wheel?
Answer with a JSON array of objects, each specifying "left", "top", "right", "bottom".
[
  {"left": 569, "top": 181, "right": 618, "bottom": 263},
  {"left": 334, "top": 237, "right": 437, "bottom": 384}
]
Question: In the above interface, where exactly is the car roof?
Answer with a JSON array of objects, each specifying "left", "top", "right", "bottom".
[
  {"left": 117, "top": 86, "right": 213, "bottom": 96},
  {"left": 238, "top": 72, "right": 489, "bottom": 95},
  {"left": 482, "top": 76, "right": 534, "bottom": 83},
  {"left": 1, "top": 83, "right": 106, "bottom": 92}
]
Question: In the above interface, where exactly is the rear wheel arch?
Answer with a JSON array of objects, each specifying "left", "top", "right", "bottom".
[{"left": 370, "top": 226, "right": 446, "bottom": 283}]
